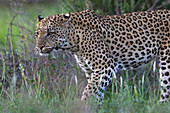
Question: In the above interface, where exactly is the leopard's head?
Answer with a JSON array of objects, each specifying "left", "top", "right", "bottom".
[{"left": 35, "top": 14, "right": 71, "bottom": 55}]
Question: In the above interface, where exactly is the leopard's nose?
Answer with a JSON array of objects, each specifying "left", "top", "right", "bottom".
[{"left": 36, "top": 47, "right": 40, "bottom": 53}]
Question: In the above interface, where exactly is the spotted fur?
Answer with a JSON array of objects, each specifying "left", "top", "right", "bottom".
[{"left": 35, "top": 9, "right": 170, "bottom": 104}]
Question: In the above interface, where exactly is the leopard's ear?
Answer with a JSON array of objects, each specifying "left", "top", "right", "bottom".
[
  {"left": 63, "top": 13, "right": 71, "bottom": 19},
  {"left": 38, "top": 15, "right": 44, "bottom": 22},
  {"left": 63, "top": 13, "right": 71, "bottom": 27}
]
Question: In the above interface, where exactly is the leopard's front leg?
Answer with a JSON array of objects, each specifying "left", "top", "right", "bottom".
[
  {"left": 79, "top": 31, "right": 117, "bottom": 104},
  {"left": 81, "top": 66, "right": 116, "bottom": 104}
]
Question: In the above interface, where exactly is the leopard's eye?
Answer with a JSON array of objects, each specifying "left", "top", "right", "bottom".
[
  {"left": 35, "top": 31, "right": 39, "bottom": 35},
  {"left": 47, "top": 32, "right": 55, "bottom": 36}
]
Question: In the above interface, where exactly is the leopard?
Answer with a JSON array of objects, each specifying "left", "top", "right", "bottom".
[{"left": 35, "top": 9, "right": 170, "bottom": 104}]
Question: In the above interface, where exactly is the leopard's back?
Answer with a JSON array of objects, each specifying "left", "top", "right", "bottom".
[{"left": 101, "top": 9, "right": 170, "bottom": 70}]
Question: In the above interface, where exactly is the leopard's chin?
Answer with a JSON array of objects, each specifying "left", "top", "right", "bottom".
[{"left": 39, "top": 53, "right": 50, "bottom": 56}]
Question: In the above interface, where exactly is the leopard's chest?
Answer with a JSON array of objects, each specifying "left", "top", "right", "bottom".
[{"left": 74, "top": 55, "right": 93, "bottom": 73}]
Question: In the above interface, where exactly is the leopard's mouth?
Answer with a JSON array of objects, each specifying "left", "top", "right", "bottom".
[
  {"left": 37, "top": 47, "right": 54, "bottom": 56},
  {"left": 44, "top": 48, "right": 53, "bottom": 53}
]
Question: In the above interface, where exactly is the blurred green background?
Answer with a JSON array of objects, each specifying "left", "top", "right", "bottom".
[{"left": 0, "top": 0, "right": 169, "bottom": 49}]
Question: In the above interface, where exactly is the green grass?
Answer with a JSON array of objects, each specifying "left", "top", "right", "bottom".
[
  {"left": 0, "top": 68, "right": 170, "bottom": 113},
  {"left": 0, "top": 49, "right": 169, "bottom": 113},
  {"left": 0, "top": 1, "right": 170, "bottom": 113}
]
